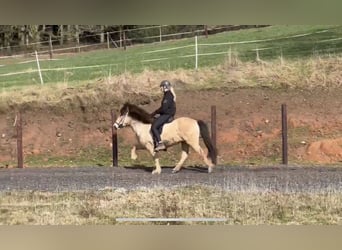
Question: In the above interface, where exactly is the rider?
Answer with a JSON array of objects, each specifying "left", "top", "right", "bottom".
[{"left": 150, "top": 80, "right": 176, "bottom": 152}]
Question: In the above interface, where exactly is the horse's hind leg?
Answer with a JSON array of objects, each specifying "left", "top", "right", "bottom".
[
  {"left": 188, "top": 139, "right": 214, "bottom": 173},
  {"left": 173, "top": 142, "right": 189, "bottom": 173}
]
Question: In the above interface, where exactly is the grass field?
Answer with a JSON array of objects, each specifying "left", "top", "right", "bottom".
[{"left": 1, "top": 25, "right": 342, "bottom": 89}]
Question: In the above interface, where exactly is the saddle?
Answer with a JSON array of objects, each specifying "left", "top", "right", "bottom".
[{"left": 156, "top": 116, "right": 174, "bottom": 134}]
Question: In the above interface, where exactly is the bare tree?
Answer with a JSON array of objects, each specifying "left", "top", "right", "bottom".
[
  {"left": 18, "top": 25, "right": 26, "bottom": 46},
  {"left": 0, "top": 25, "right": 15, "bottom": 54},
  {"left": 27, "top": 25, "right": 41, "bottom": 50}
]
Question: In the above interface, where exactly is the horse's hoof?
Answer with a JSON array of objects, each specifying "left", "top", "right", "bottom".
[
  {"left": 172, "top": 169, "right": 180, "bottom": 174},
  {"left": 131, "top": 155, "right": 137, "bottom": 160},
  {"left": 208, "top": 167, "right": 213, "bottom": 173},
  {"left": 152, "top": 170, "right": 161, "bottom": 175}
]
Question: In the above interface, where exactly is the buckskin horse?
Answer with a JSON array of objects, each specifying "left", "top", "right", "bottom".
[{"left": 114, "top": 103, "right": 217, "bottom": 174}]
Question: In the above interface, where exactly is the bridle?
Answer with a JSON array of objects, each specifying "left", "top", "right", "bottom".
[{"left": 113, "top": 111, "right": 129, "bottom": 129}]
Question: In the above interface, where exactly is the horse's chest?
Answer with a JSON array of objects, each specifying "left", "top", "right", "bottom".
[{"left": 136, "top": 131, "right": 151, "bottom": 144}]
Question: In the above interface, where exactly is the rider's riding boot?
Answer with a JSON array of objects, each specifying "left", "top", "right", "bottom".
[{"left": 154, "top": 141, "right": 166, "bottom": 152}]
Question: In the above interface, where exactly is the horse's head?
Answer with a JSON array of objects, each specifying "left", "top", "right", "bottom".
[
  {"left": 114, "top": 102, "right": 153, "bottom": 129},
  {"left": 113, "top": 103, "right": 131, "bottom": 129}
]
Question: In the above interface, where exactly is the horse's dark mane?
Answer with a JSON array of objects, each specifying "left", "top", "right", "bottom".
[{"left": 120, "top": 102, "right": 153, "bottom": 124}]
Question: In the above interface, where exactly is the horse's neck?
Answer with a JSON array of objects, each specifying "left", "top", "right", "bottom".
[{"left": 130, "top": 120, "right": 151, "bottom": 139}]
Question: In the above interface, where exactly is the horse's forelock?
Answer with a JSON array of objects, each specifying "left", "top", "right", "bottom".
[{"left": 120, "top": 103, "right": 130, "bottom": 115}]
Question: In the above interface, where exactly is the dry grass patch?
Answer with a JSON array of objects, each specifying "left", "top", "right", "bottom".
[
  {"left": 0, "top": 55, "right": 341, "bottom": 113},
  {"left": 0, "top": 187, "right": 341, "bottom": 225},
  {"left": 218, "top": 55, "right": 342, "bottom": 89}
]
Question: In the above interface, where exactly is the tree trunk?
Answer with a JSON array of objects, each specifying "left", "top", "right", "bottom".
[
  {"left": 119, "top": 25, "right": 122, "bottom": 48},
  {"left": 25, "top": 25, "right": 29, "bottom": 47},
  {"left": 33, "top": 25, "right": 40, "bottom": 50},
  {"left": 60, "top": 25, "right": 64, "bottom": 45},
  {"left": 4, "top": 31, "right": 11, "bottom": 55},
  {"left": 66, "top": 25, "right": 71, "bottom": 43},
  {"left": 100, "top": 25, "right": 105, "bottom": 43},
  {"left": 123, "top": 29, "right": 126, "bottom": 50},
  {"left": 75, "top": 25, "right": 80, "bottom": 52},
  {"left": 19, "top": 25, "right": 26, "bottom": 46}
]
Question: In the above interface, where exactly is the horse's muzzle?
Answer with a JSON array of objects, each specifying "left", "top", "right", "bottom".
[{"left": 113, "top": 123, "right": 122, "bottom": 129}]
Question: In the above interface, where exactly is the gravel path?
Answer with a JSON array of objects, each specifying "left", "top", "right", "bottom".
[{"left": 0, "top": 165, "right": 341, "bottom": 193}]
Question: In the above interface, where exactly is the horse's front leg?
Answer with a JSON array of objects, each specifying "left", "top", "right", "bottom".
[
  {"left": 152, "top": 157, "right": 162, "bottom": 175},
  {"left": 146, "top": 143, "right": 162, "bottom": 174},
  {"left": 130, "top": 145, "right": 138, "bottom": 160},
  {"left": 131, "top": 143, "right": 147, "bottom": 160}
]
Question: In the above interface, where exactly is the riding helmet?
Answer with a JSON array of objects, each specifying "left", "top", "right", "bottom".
[{"left": 160, "top": 80, "right": 171, "bottom": 90}]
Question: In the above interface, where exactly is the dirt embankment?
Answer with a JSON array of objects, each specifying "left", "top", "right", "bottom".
[{"left": 0, "top": 87, "right": 341, "bottom": 166}]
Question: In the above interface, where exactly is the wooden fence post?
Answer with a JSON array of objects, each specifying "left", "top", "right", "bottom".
[
  {"left": 123, "top": 30, "right": 127, "bottom": 50},
  {"left": 49, "top": 34, "right": 53, "bottom": 59},
  {"left": 195, "top": 36, "right": 198, "bottom": 69},
  {"left": 107, "top": 32, "right": 110, "bottom": 49},
  {"left": 211, "top": 105, "right": 217, "bottom": 164},
  {"left": 256, "top": 48, "right": 260, "bottom": 61},
  {"left": 111, "top": 110, "right": 118, "bottom": 167},
  {"left": 35, "top": 51, "right": 44, "bottom": 85},
  {"left": 281, "top": 104, "right": 288, "bottom": 165},
  {"left": 16, "top": 112, "right": 24, "bottom": 168}
]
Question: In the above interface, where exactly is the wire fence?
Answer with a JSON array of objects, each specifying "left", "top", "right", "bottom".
[
  {"left": 0, "top": 25, "right": 242, "bottom": 58},
  {"left": 1, "top": 26, "right": 342, "bottom": 88}
]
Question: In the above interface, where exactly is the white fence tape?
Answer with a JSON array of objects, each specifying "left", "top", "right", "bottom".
[
  {"left": 0, "top": 64, "right": 109, "bottom": 77},
  {"left": 198, "top": 30, "right": 331, "bottom": 47},
  {"left": 251, "top": 47, "right": 274, "bottom": 51},
  {"left": 141, "top": 58, "right": 170, "bottom": 63},
  {"left": 318, "top": 37, "right": 342, "bottom": 43},
  {"left": 142, "top": 44, "right": 194, "bottom": 54},
  {"left": 18, "top": 58, "right": 63, "bottom": 64}
]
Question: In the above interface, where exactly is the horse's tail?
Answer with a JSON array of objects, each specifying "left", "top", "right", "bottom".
[{"left": 197, "top": 120, "right": 217, "bottom": 164}]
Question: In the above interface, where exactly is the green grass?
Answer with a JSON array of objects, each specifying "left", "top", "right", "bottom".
[
  {"left": 23, "top": 151, "right": 109, "bottom": 168},
  {"left": 0, "top": 143, "right": 181, "bottom": 169},
  {"left": 6, "top": 146, "right": 114, "bottom": 168},
  {"left": 1, "top": 25, "right": 342, "bottom": 89}
]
